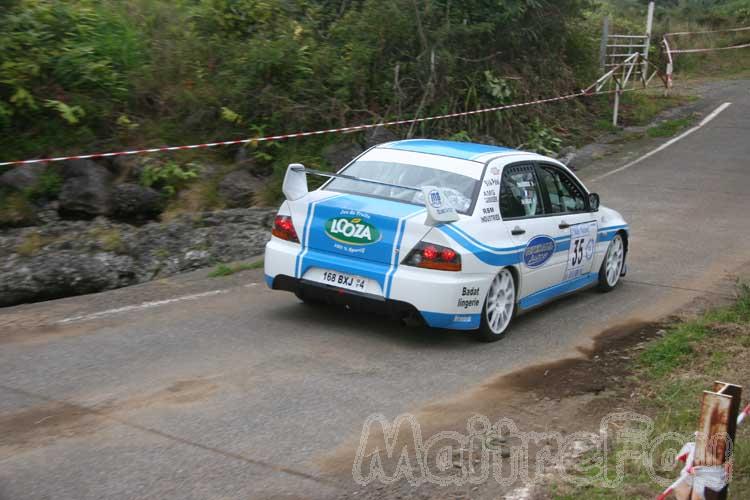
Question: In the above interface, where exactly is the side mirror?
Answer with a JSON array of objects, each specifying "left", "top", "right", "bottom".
[
  {"left": 422, "top": 186, "right": 459, "bottom": 225},
  {"left": 282, "top": 163, "right": 308, "bottom": 201},
  {"left": 588, "top": 192, "right": 600, "bottom": 211}
]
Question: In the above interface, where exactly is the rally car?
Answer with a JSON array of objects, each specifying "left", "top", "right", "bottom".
[{"left": 264, "top": 139, "right": 628, "bottom": 341}]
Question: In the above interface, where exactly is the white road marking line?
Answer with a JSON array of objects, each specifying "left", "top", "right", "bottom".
[
  {"left": 590, "top": 102, "right": 732, "bottom": 182},
  {"left": 58, "top": 289, "right": 230, "bottom": 324}
]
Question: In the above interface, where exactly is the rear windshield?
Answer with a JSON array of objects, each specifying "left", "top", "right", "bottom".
[{"left": 324, "top": 160, "right": 479, "bottom": 214}]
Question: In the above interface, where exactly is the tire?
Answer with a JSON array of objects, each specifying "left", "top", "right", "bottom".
[
  {"left": 598, "top": 233, "right": 625, "bottom": 292},
  {"left": 476, "top": 268, "right": 516, "bottom": 342}
]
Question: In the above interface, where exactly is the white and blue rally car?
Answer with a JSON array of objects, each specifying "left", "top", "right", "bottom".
[{"left": 264, "top": 139, "right": 628, "bottom": 341}]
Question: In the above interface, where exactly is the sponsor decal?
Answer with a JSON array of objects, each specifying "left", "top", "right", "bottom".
[
  {"left": 457, "top": 287, "right": 481, "bottom": 309},
  {"left": 585, "top": 239, "right": 595, "bottom": 260},
  {"left": 452, "top": 315, "right": 473, "bottom": 323},
  {"left": 483, "top": 188, "right": 498, "bottom": 204},
  {"left": 426, "top": 188, "right": 456, "bottom": 216},
  {"left": 491, "top": 167, "right": 500, "bottom": 175},
  {"left": 523, "top": 235, "right": 556, "bottom": 268},
  {"left": 428, "top": 189, "right": 443, "bottom": 208},
  {"left": 325, "top": 216, "right": 381, "bottom": 246}
]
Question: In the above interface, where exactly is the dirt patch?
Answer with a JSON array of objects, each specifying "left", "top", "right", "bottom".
[
  {"left": 0, "top": 401, "right": 101, "bottom": 453},
  {"left": 0, "top": 320, "right": 111, "bottom": 346},
  {"left": 117, "top": 378, "right": 219, "bottom": 411},
  {"left": 319, "top": 320, "right": 672, "bottom": 499},
  {"left": 0, "top": 377, "right": 219, "bottom": 456},
  {"left": 496, "top": 320, "right": 666, "bottom": 401}
]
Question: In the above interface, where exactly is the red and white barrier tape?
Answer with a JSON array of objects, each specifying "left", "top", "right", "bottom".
[
  {"left": 663, "top": 25, "right": 750, "bottom": 58},
  {"left": 666, "top": 26, "right": 750, "bottom": 37},
  {"left": 657, "top": 404, "right": 750, "bottom": 499},
  {"left": 670, "top": 42, "right": 750, "bottom": 54},
  {"left": 0, "top": 86, "right": 638, "bottom": 168}
]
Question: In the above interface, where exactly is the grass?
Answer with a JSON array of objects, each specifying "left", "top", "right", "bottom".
[
  {"left": 646, "top": 118, "right": 693, "bottom": 138},
  {"left": 208, "top": 260, "right": 264, "bottom": 278},
  {"left": 550, "top": 284, "right": 750, "bottom": 499},
  {"left": 15, "top": 231, "right": 53, "bottom": 256},
  {"left": 89, "top": 227, "right": 125, "bottom": 253},
  {"left": 160, "top": 177, "right": 226, "bottom": 222},
  {"left": 0, "top": 192, "right": 36, "bottom": 227},
  {"left": 618, "top": 93, "right": 695, "bottom": 128},
  {"left": 674, "top": 46, "right": 750, "bottom": 80}
]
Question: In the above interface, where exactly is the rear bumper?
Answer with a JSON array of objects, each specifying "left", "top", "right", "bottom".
[
  {"left": 264, "top": 238, "right": 486, "bottom": 330},
  {"left": 266, "top": 273, "right": 481, "bottom": 330},
  {"left": 271, "top": 273, "right": 420, "bottom": 318}
]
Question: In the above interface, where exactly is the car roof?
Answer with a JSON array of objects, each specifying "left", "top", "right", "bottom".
[{"left": 379, "top": 139, "right": 518, "bottom": 162}]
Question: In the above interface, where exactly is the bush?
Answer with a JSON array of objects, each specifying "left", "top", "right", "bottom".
[
  {"left": 139, "top": 161, "right": 199, "bottom": 197},
  {"left": 12, "top": 0, "right": 718, "bottom": 203},
  {"left": 0, "top": 191, "right": 36, "bottom": 227}
]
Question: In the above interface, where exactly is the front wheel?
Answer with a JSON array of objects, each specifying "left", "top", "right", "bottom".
[
  {"left": 598, "top": 233, "right": 625, "bottom": 292},
  {"left": 476, "top": 268, "right": 516, "bottom": 342}
]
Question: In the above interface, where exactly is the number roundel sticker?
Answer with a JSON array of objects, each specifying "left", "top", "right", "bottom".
[
  {"left": 523, "top": 236, "right": 556, "bottom": 268},
  {"left": 564, "top": 221, "right": 598, "bottom": 281}
]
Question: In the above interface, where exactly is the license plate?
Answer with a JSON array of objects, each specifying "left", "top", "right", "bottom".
[{"left": 315, "top": 270, "right": 369, "bottom": 293}]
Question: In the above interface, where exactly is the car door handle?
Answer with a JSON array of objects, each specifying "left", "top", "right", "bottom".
[
  {"left": 559, "top": 221, "right": 571, "bottom": 229},
  {"left": 511, "top": 226, "right": 526, "bottom": 235}
]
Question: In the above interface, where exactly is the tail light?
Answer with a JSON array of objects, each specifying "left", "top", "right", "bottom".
[
  {"left": 272, "top": 215, "right": 299, "bottom": 243},
  {"left": 403, "top": 242, "right": 461, "bottom": 271}
]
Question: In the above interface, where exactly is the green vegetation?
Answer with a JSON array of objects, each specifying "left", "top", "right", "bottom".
[
  {"left": 15, "top": 231, "right": 52, "bottom": 256},
  {"left": 25, "top": 169, "right": 63, "bottom": 201},
  {"left": 552, "top": 284, "right": 750, "bottom": 498},
  {"left": 90, "top": 227, "right": 125, "bottom": 253},
  {"left": 646, "top": 117, "right": 692, "bottom": 138},
  {"left": 209, "top": 260, "right": 264, "bottom": 278},
  {"left": 139, "top": 161, "right": 199, "bottom": 197},
  {"left": 0, "top": 0, "right": 609, "bottom": 193},
  {"left": 1, "top": 1, "right": 745, "bottom": 204},
  {"left": 0, "top": 191, "right": 36, "bottom": 226}
]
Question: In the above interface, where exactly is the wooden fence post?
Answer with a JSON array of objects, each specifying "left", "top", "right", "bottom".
[
  {"left": 600, "top": 16, "right": 610, "bottom": 73},
  {"left": 690, "top": 382, "right": 742, "bottom": 500}
]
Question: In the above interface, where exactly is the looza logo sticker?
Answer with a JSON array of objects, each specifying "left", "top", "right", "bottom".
[
  {"left": 325, "top": 217, "right": 381, "bottom": 246},
  {"left": 523, "top": 235, "right": 556, "bottom": 268}
]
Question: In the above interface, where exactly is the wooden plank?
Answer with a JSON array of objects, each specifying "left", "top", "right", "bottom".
[
  {"left": 690, "top": 391, "right": 732, "bottom": 500},
  {"left": 704, "top": 382, "right": 742, "bottom": 500}
]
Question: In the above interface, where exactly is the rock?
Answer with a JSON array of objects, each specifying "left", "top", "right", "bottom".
[
  {"left": 364, "top": 126, "right": 398, "bottom": 148},
  {"left": 556, "top": 146, "right": 577, "bottom": 169},
  {"left": 58, "top": 162, "right": 114, "bottom": 218},
  {"left": 474, "top": 135, "right": 500, "bottom": 146},
  {"left": 322, "top": 142, "right": 365, "bottom": 170},
  {"left": 59, "top": 159, "right": 103, "bottom": 179},
  {"left": 0, "top": 207, "right": 275, "bottom": 307},
  {"left": 111, "top": 183, "right": 164, "bottom": 221},
  {"left": 0, "top": 164, "right": 47, "bottom": 192},
  {"left": 217, "top": 170, "right": 266, "bottom": 208},
  {"left": 108, "top": 155, "right": 142, "bottom": 181},
  {"left": 0, "top": 251, "right": 137, "bottom": 307},
  {"left": 36, "top": 204, "right": 61, "bottom": 225}
]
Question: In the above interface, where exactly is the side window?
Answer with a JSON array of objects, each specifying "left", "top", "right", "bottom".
[
  {"left": 499, "top": 164, "right": 544, "bottom": 219},
  {"left": 536, "top": 165, "right": 586, "bottom": 213}
]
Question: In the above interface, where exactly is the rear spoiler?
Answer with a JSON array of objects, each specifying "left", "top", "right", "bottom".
[{"left": 282, "top": 163, "right": 459, "bottom": 224}]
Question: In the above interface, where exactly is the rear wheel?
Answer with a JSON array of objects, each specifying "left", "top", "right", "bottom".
[
  {"left": 598, "top": 234, "right": 625, "bottom": 292},
  {"left": 476, "top": 268, "right": 516, "bottom": 342}
]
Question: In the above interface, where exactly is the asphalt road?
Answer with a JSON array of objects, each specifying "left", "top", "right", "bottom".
[{"left": 1, "top": 80, "right": 749, "bottom": 500}]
